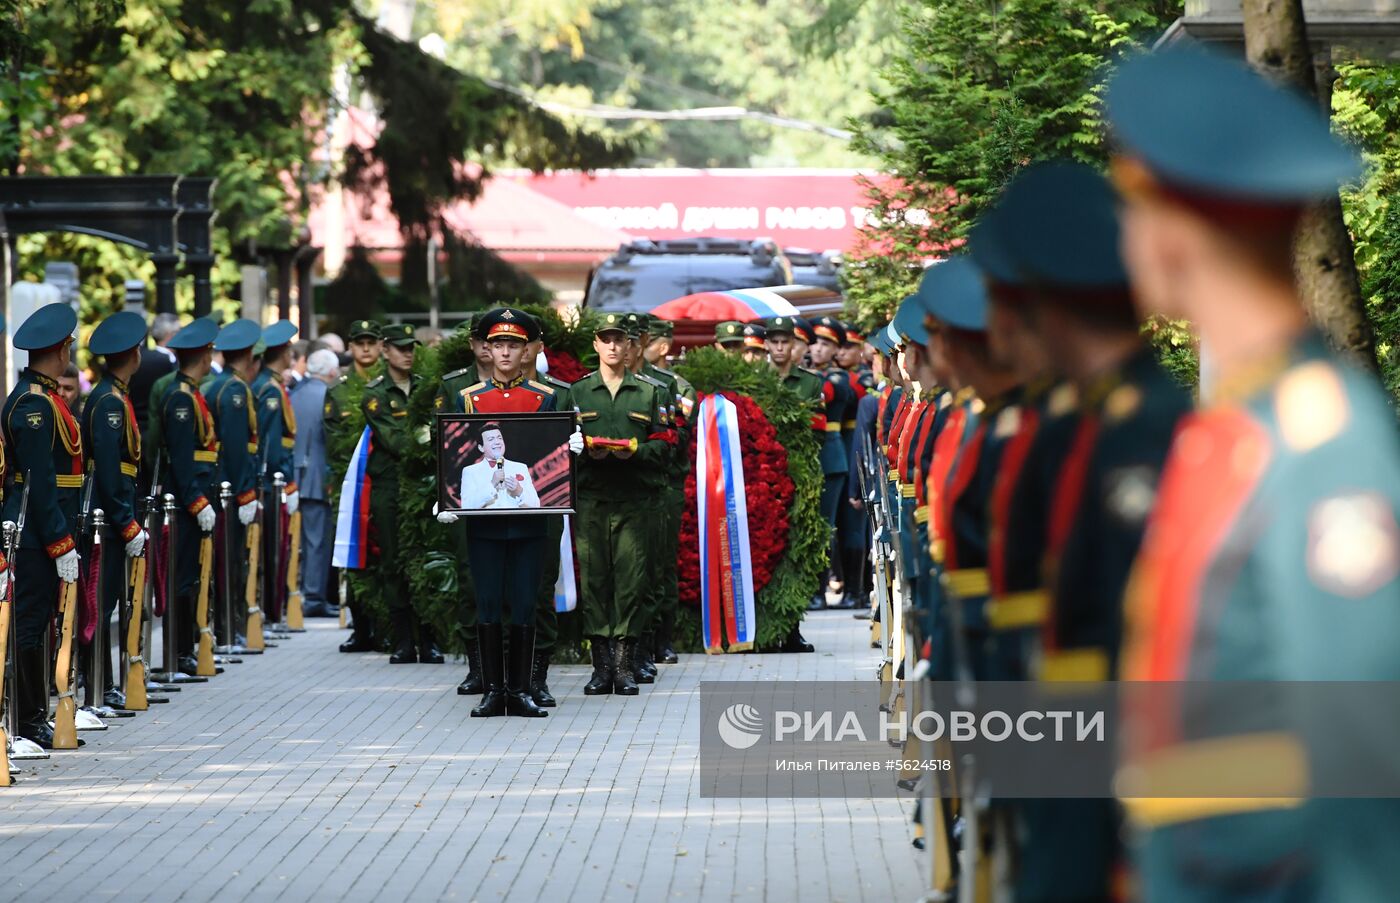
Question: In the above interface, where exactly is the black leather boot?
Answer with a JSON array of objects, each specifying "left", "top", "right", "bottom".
[
  {"left": 612, "top": 638, "right": 639, "bottom": 696},
  {"left": 780, "top": 623, "right": 815, "bottom": 653},
  {"left": 504, "top": 625, "right": 547, "bottom": 718},
  {"left": 530, "top": 648, "right": 556, "bottom": 707},
  {"left": 388, "top": 610, "right": 417, "bottom": 664},
  {"left": 456, "top": 643, "right": 483, "bottom": 695},
  {"left": 16, "top": 647, "right": 56, "bottom": 749},
  {"left": 339, "top": 605, "right": 376, "bottom": 652},
  {"left": 417, "top": 625, "right": 445, "bottom": 664},
  {"left": 655, "top": 622, "right": 679, "bottom": 664},
  {"left": 583, "top": 637, "right": 613, "bottom": 695},
  {"left": 470, "top": 624, "right": 506, "bottom": 717},
  {"left": 634, "top": 632, "right": 656, "bottom": 684}
]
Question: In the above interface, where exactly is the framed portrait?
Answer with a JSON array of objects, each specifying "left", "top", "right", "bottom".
[{"left": 436, "top": 412, "right": 577, "bottom": 516}]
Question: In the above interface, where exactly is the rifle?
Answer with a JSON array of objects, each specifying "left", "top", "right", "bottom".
[
  {"left": 123, "top": 450, "right": 161, "bottom": 710},
  {"left": 1, "top": 483, "right": 29, "bottom": 784},
  {"left": 53, "top": 474, "right": 98, "bottom": 749},
  {"left": 243, "top": 455, "right": 268, "bottom": 652},
  {"left": 266, "top": 471, "right": 290, "bottom": 639},
  {"left": 194, "top": 508, "right": 216, "bottom": 676},
  {"left": 282, "top": 473, "right": 306, "bottom": 633}
]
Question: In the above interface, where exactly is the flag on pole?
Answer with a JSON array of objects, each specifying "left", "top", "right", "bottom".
[{"left": 332, "top": 427, "right": 373, "bottom": 570}]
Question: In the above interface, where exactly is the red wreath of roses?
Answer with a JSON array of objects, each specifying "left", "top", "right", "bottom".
[
  {"left": 543, "top": 347, "right": 589, "bottom": 384},
  {"left": 678, "top": 391, "right": 793, "bottom": 607}
]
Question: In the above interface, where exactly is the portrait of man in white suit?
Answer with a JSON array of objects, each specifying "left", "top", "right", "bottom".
[{"left": 459, "top": 422, "right": 541, "bottom": 509}]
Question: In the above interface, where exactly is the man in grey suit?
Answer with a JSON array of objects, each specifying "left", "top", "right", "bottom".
[{"left": 291, "top": 349, "right": 341, "bottom": 617}]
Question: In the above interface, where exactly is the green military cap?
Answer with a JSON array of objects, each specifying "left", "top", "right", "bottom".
[
  {"left": 765, "top": 315, "right": 797, "bottom": 336},
  {"left": 622, "top": 313, "right": 643, "bottom": 339},
  {"left": 88, "top": 310, "right": 147, "bottom": 356},
  {"left": 650, "top": 319, "right": 674, "bottom": 338},
  {"left": 715, "top": 320, "right": 745, "bottom": 346},
  {"left": 348, "top": 319, "right": 381, "bottom": 340},
  {"left": 595, "top": 312, "right": 628, "bottom": 336},
  {"left": 13, "top": 303, "right": 77, "bottom": 351},
  {"left": 380, "top": 323, "right": 419, "bottom": 347}
]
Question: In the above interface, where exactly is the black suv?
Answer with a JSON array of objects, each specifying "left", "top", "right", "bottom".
[
  {"left": 584, "top": 237, "right": 792, "bottom": 312},
  {"left": 783, "top": 248, "right": 843, "bottom": 293}
]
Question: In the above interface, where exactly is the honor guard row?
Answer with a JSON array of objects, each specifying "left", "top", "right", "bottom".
[
  {"left": 0, "top": 304, "right": 309, "bottom": 782},
  {"left": 847, "top": 45, "right": 1400, "bottom": 902}
]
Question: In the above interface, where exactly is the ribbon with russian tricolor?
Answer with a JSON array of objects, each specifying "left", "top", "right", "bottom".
[
  {"left": 695, "top": 394, "right": 756, "bottom": 653},
  {"left": 332, "top": 427, "right": 372, "bottom": 570},
  {"left": 554, "top": 515, "right": 578, "bottom": 613}
]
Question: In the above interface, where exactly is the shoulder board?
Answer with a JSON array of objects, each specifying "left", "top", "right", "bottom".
[
  {"left": 826, "top": 372, "right": 845, "bottom": 384},
  {"left": 993, "top": 405, "right": 1022, "bottom": 439},
  {"left": 799, "top": 366, "right": 821, "bottom": 378},
  {"left": 525, "top": 379, "right": 556, "bottom": 396},
  {"left": 442, "top": 368, "right": 470, "bottom": 381},
  {"left": 366, "top": 376, "right": 384, "bottom": 388},
  {"left": 636, "top": 373, "right": 665, "bottom": 389},
  {"left": 1103, "top": 384, "right": 1142, "bottom": 423},
  {"left": 338, "top": 374, "right": 348, "bottom": 384},
  {"left": 465, "top": 381, "right": 488, "bottom": 395},
  {"left": 1275, "top": 360, "right": 1347, "bottom": 452},
  {"left": 542, "top": 375, "right": 571, "bottom": 390},
  {"left": 1047, "top": 383, "right": 1078, "bottom": 418},
  {"left": 651, "top": 364, "right": 677, "bottom": 377}
]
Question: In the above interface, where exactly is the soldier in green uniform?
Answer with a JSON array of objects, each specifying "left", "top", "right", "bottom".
[
  {"left": 3, "top": 304, "right": 84, "bottom": 748},
  {"left": 156, "top": 318, "right": 220, "bottom": 675},
  {"left": 326, "top": 319, "right": 382, "bottom": 653},
  {"left": 205, "top": 319, "right": 262, "bottom": 648},
  {"left": 252, "top": 320, "right": 299, "bottom": 625},
  {"left": 363, "top": 324, "right": 442, "bottom": 665},
  {"left": 714, "top": 320, "right": 745, "bottom": 353},
  {"left": 1105, "top": 46, "right": 1400, "bottom": 902},
  {"left": 82, "top": 312, "right": 150, "bottom": 708},
  {"left": 574, "top": 313, "right": 674, "bottom": 696}
]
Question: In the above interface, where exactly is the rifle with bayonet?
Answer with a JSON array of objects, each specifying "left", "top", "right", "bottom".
[
  {"left": 52, "top": 477, "right": 96, "bottom": 749},
  {"left": 284, "top": 472, "right": 305, "bottom": 633},
  {"left": 243, "top": 451, "right": 268, "bottom": 651},
  {"left": 0, "top": 482, "right": 29, "bottom": 784},
  {"left": 124, "top": 451, "right": 161, "bottom": 710}
]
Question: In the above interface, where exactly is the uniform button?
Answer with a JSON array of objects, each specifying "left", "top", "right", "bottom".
[{"left": 503, "top": 392, "right": 510, "bottom": 398}]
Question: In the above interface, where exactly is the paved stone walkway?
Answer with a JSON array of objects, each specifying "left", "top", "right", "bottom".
[{"left": 0, "top": 611, "right": 927, "bottom": 902}]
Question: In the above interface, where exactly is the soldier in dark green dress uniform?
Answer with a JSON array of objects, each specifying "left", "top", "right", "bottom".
[
  {"left": 1105, "top": 46, "right": 1400, "bottom": 903},
  {"left": 3, "top": 304, "right": 84, "bottom": 748},
  {"left": 205, "top": 319, "right": 262, "bottom": 648},
  {"left": 82, "top": 311, "right": 150, "bottom": 707},
  {"left": 252, "top": 319, "right": 299, "bottom": 625},
  {"left": 573, "top": 313, "right": 674, "bottom": 696},
  {"left": 326, "top": 319, "right": 383, "bottom": 654},
  {"left": 363, "top": 324, "right": 441, "bottom": 665},
  {"left": 156, "top": 318, "right": 220, "bottom": 674}
]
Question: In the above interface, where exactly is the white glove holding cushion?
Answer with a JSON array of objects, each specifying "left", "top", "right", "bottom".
[
  {"left": 433, "top": 502, "right": 459, "bottom": 525},
  {"left": 568, "top": 428, "right": 585, "bottom": 456},
  {"left": 286, "top": 491, "right": 300, "bottom": 516},
  {"left": 238, "top": 501, "right": 258, "bottom": 525},
  {"left": 197, "top": 504, "right": 217, "bottom": 533},
  {"left": 125, "top": 529, "right": 147, "bottom": 559},
  {"left": 56, "top": 549, "right": 80, "bottom": 583}
]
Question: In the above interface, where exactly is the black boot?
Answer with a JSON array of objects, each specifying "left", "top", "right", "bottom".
[
  {"left": 388, "top": 610, "right": 417, "bottom": 664},
  {"left": 634, "top": 631, "right": 656, "bottom": 684},
  {"left": 583, "top": 637, "right": 613, "bottom": 695},
  {"left": 780, "top": 623, "right": 815, "bottom": 653},
  {"left": 655, "top": 621, "right": 679, "bottom": 664},
  {"left": 504, "top": 625, "right": 547, "bottom": 718},
  {"left": 417, "top": 625, "right": 445, "bottom": 664},
  {"left": 16, "top": 647, "right": 56, "bottom": 749},
  {"left": 470, "top": 624, "right": 506, "bottom": 717},
  {"left": 530, "top": 648, "right": 556, "bottom": 708},
  {"left": 612, "top": 638, "right": 639, "bottom": 696},
  {"left": 339, "top": 605, "right": 376, "bottom": 653},
  {"left": 456, "top": 642, "right": 483, "bottom": 695}
]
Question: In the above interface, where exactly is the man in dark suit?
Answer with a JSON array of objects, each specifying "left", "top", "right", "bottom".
[
  {"left": 291, "top": 348, "right": 340, "bottom": 617},
  {"left": 131, "top": 312, "right": 179, "bottom": 493}
]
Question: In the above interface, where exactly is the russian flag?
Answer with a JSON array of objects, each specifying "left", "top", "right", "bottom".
[{"left": 332, "top": 427, "right": 373, "bottom": 570}]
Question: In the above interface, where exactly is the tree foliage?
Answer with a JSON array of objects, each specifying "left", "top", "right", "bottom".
[{"left": 843, "top": 0, "right": 1175, "bottom": 327}]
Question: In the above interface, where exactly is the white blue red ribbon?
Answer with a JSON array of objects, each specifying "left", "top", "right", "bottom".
[
  {"left": 554, "top": 515, "right": 577, "bottom": 613},
  {"left": 332, "top": 427, "right": 372, "bottom": 570},
  {"left": 696, "top": 394, "right": 756, "bottom": 653}
]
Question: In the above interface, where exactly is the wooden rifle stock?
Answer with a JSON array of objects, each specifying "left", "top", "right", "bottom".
[
  {"left": 52, "top": 580, "right": 79, "bottom": 749},
  {"left": 244, "top": 521, "right": 263, "bottom": 651},
  {"left": 195, "top": 535, "right": 215, "bottom": 675},
  {"left": 125, "top": 555, "right": 148, "bottom": 710},
  {"left": 285, "top": 511, "right": 303, "bottom": 630}
]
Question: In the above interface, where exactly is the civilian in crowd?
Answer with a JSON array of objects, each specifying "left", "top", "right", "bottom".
[
  {"left": 290, "top": 348, "right": 341, "bottom": 617},
  {"left": 129, "top": 311, "right": 179, "bottom": 426}
]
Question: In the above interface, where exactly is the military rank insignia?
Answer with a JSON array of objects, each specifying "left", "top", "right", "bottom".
[
  {"left": 367, "top": 398, "right": 379, "bottom": 413},
  {"left": 266, "top": 397, "right": 279, "bottom": 410},
  {"left": 231, "top": 392, "right": 244, "bottom": 408},
  {"left": 26, "top": 412, "right": 43, "bottom": 429},
  {"left": 175, "top": 407, "right": 191, "bottom": 422},
  {"left": 324, "top": 402, "right": 333, "bottom": 417},
  {"left": 434, "top": 396, "right": 443, "bottom": 410},
  {"left": 107, "top": 411, "right": 123, "bottom": 430}
]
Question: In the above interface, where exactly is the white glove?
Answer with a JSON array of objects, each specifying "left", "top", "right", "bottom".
[
  {"left": 197, "top": 504, "right": 217, "bottom": 533},
  {"left": 568, "top": 427, "right": 585, "bottom": 456},
  {"left": 238, "top": 501, "right": 258, "bottom": 525},
  {"left": 433, "top": 501, "right": 459, "bottom": 525},
  {"left": 285, "top": 491, "right": 300, "bottom": 516},
  {"left": 56, "top": 549, "right": 80, "bottom": 584},
  {"left": 125, "top": 529, "right": 147, "bottom": 559},
  {"left": 0, "top": 568, "right": 9, "bottom": 599}
]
